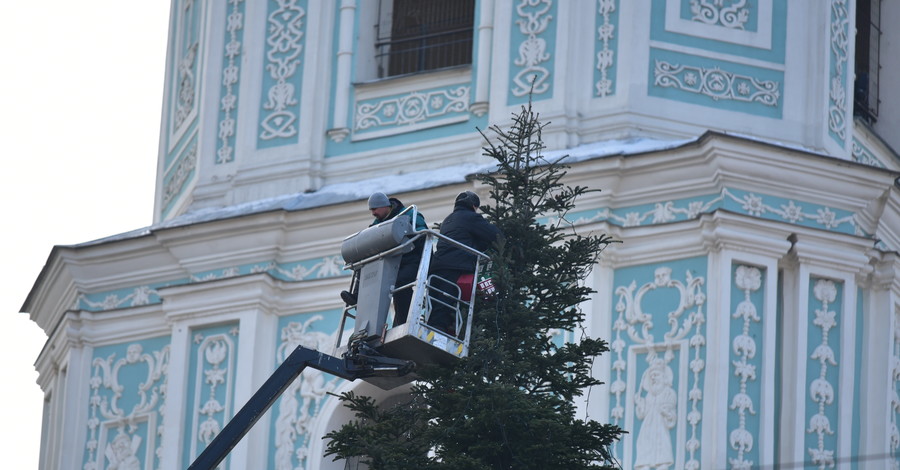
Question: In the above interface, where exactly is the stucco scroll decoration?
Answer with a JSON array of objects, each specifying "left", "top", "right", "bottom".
[
  {"left": 216, "top": 0, "right": 246, "bottom": 164},
  {"left": 511, "top": 0, "right": 553, "bottom": 97},
  {"left": 193, "top": 334, "right": 236, "bottom": 449},
  {"left": 729, "top": 266, "right": 762, "bottom": 470},
  {"left": 273, "top": 315, "right": 339, "bottom": 470},
  {"left": 595, "top": 0, "right": 616, "bottom": 97},
  {"left": 273, "top": 255, "right": 345, "bottom": 280},
  {"left": 851, "top": 139, "right": 886, "bottom": 168},
  {"left": 807, "top": 279, "right": 839, "bottom": 468},
  {"left": 355, "top": 87, "right": 470, "bottom": 131},
  {"left": 611, "top": 267, "right": 706, "bottom": 469},
  {"left": 259, "top": 0, "right": 305, "bottom": 141},
  {"left": 84, "top": 343, "right": 171, "bottom": 470},
  {"left": 725, "top": 190, "right": 856, "bottom": 232},
  {"left": 174, "top": 43, "right": 199, "bottom": 131},
  {"left": 690, "top": 0, "right": 751, "bottom": 30},
  {"left": 78, "top": 286, "right": 160, "bottom": 311},
  {"left": 162, "top": 142, "right": 198, "bottom": 209},
  {"left": 890, "top": 308, "right": 900, "bottom": 464},
  {"left": 654, "top": 60, "right": 780, "bottom": 107},
  {"left": 171, "top": 0, "right": 202, "bottom": 137},
  {"left": 827, "top": 0, "right": 850, "bottom": 143}
]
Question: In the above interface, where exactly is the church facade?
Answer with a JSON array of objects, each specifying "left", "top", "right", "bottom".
[{"left": 23, "top": 1, "right": 900, "bottom": 469}]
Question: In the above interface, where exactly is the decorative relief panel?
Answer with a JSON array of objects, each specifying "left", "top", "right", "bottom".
[
  {"left": 269, "top": 313, "right": 342, "bottom": 470},
  {"left": 688, "top": 0, "right": 752, "bottom": 30},
  {"left": 891, "top": 306, "right": 900, "bottom": 464},
  {"left": 610, "top": 259, "right": 707, "bottom": 469},
  {"left": 183, "top": 324, "right": 240, "bottom": 469},
  {"left": 170, "top": 0, "right": 204, "bottom": 139},
  {"left": 257, "top": 0, "right": 307, "bottom": 148},
  {"left": 353, "top": 86, "right": 471, "bottom": 140},
  {"left": 654, "top": 58, "right": 779, "bottom": 106},
  {"left": 216, "top": 0, "right": 247, "bottom": 164},
  {"left": 509, "top": 0, "right": 556, "bottom": 102},
  {"left": 657, "top": 0, "right": 781, "bottom": 56},
  {"left": 650, "top": 0, "right": 786, "bottom": 120},
  {"left": 805, "top": 278, "right": 842, "bottom": 468},
  {"left": 650, "top": 49, "right": 782, "bottom": 118},
  {"left": 82, "top": 337, "right": 171, "bottom": 470},
  {"left": 545, "top": 187, "right": 859, "bottom": 236},
  {"left": 77, "top": 255, "right": 346, "bottom": 312},
  {"left": 851, "top": 137, "right": 887, "bottom": 169},
  {"left": 594, "top": 0, "right": 619, "bottom": 98},
  {"left": 827, "top": 0, "right": 850, "bottom": 147},
  {"left": 728, "top": 265, "right": 764, "bottom": 469},
  {"left": 162, "top": 135, "right": 198, "bottom": 217}
]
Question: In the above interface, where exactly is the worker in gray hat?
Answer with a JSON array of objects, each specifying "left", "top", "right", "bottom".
[{"left": 341, "top": 192, "right": 427, "bottom": 325}]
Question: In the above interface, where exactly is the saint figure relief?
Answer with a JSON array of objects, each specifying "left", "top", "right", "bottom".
[
  {"left": 634, "top": 356, "right": 677, "bottom": 470},
  {"left": 105, "top": 431, "right": 142, "bottom": 470}
]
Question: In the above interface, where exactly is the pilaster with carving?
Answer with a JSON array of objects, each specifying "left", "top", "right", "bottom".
[
  {"left": 610, "top": 262, "right": 707, "bottom": 469},
  {"left": 594, "top": 0, "right": 617, "bottom": 97},
  {"left": 258, "top": 0, "right": 307, "bottom": 145},
  {"left": 805, "top": 278, "right": 840, "bottom": 468},
  {"left": 271, "top": 315, "right": 340, "bottom": 470},
  {"left": 216, "top": 0, "right": 247, "bottom": 164},
  {"left": 510, "top": 0, "right": 555, "bottom": 99},
  {"left": 83, "top": 341, "right": 171, "bottom": 470},
  {"left": 183, "top": 325, "right": 239, "bottom": 467},
  {"left": 728, "top": 265, "right": 763, "bottom": 469}
]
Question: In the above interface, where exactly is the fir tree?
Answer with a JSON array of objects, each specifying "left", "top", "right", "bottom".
[{"left": 325, "top": 102, "right": 624, "bottom": 469}]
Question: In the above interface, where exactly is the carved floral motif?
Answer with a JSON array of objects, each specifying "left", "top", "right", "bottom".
[
  {"left": 729, "top": 265, "right": 762, "bottom": 470},
  {"left": 216, "top": 0, "right": 245, "bottom": 164},
  {"left": 851, "top": 139, "right": 886, "bottom": 168},
  {"left": 162, "top": 142, "right": 198, "bottom": 210},
  {"left": 690, "top": 0, "right": 751, "bottom": 29},
  {"left": 189, "top": 330, "right": 238, "bottom": 462},
  {"left": 827, "top": 0, "right": 850, "bottom": 144},
  {"left": 891, "top": 308, "right": 900, "bottom": 465},
  {"left": 595, "top": 0, "right": 617, "bottom": 97},
  {"left": 654, "top": 60, "right": 780, "bottom": 107},
  {"left": 511, "top": 0, "right": 554, "bottom": 97},
  {"left": 260, "top": 0, "right": 305, "bottom": 141},
  {"left": 807, "top": 279, "right": 838, "bottom": 468},
  {"left": 355, "top": 87, "right": 470, "bottom": 132}
]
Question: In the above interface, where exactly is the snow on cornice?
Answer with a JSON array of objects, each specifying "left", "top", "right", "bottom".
[{"left": 72, "top": 137, "right": 698, "bottom": 247}]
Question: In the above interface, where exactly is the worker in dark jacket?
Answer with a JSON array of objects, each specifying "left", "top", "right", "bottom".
[
  {"left": 342, "top": 192, "right": 427, "bottom": 325},
  {"left": 428, "top": 191, "right": 502, "bottom": 334}
]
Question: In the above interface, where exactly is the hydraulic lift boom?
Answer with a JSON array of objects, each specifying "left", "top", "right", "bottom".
[
  {"left": 188, "top": 207, "right": 488, "bottom": 469},
  {"left": 187, "top": 342, "right": 413, "bottom": 470}
]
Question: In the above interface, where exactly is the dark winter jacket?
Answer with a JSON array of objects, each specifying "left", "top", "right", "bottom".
[
  {"left": 371, "top": 198, "right": 427, "bottom": 268},
  {"left": 431, "top": 200, "right": 503, "bottom": 273}
]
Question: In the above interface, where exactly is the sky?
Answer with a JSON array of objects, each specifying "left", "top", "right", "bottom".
[{"left": 0, "top": 2, "right": 171, "bottom": 467}]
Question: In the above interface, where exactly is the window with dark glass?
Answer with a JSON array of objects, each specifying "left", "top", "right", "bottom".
[
  {"left": 375, "top": 0, "right": 475, "bottom": 78},
  {"left": 854, "top": 0, "right": 881, "bottom": 123}
]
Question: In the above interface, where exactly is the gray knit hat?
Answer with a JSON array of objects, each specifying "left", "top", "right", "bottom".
[{"left": 368, "top": 192, "right": 390, "bottom": 209}]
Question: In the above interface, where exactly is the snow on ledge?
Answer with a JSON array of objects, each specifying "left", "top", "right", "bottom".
[{"left": 75, "top": 137, "right": 697, "bottom": 247}]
